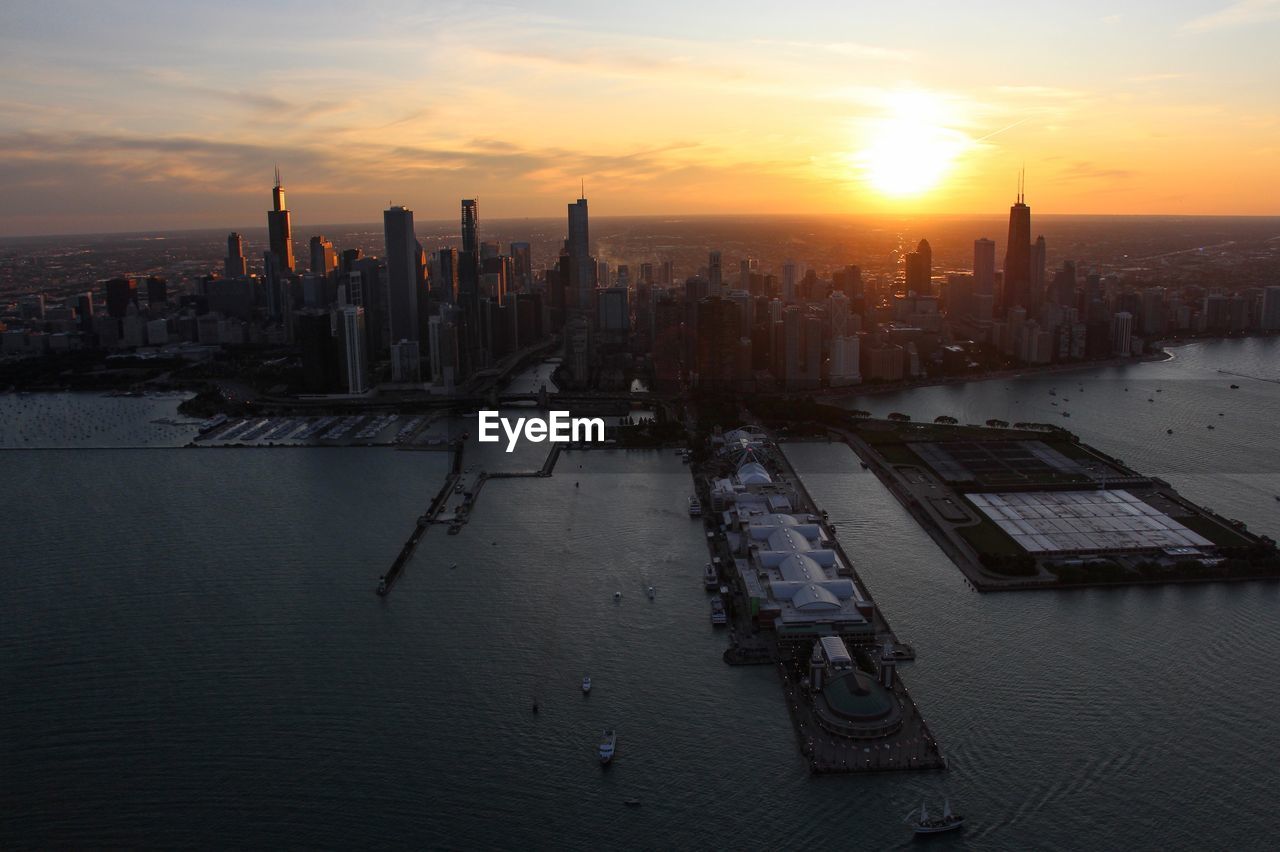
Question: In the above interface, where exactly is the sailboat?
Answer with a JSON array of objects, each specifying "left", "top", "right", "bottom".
[{"left": 905, "top": 798, "right": 964, "bottom": 835}]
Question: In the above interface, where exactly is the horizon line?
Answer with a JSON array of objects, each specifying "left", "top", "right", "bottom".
[{"left": 6, "top": 210, "right": 1280, "bottom": 241}]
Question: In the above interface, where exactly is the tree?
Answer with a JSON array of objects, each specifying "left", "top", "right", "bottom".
[
  {"left": 934, "top": 415, "right": 958, "bottom": 425},
  {"left": 887, "top": 412, "right": 911, "bottom": 422}
]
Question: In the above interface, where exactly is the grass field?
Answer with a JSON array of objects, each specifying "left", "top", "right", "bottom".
[{"left": 956, "top": 516, "right": 1024, "bottom": 557}]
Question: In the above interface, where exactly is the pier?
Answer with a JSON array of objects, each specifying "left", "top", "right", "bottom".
[
  {"left": 380, "top": 443, "right": 567, "bottom": 594},
  {"left": 691, "top": 429, "right": 946, "bottom": 774},
  {"left": 376, "top": 441, "right": 465, "bottom": 596}
]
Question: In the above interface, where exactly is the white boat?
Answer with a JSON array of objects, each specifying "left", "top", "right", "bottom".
[
  {"left": 710, "top": 595, "right": 727, "bottom": 626},
  {"left": 704, "top": 562, "right": 718, "bottom": 590},
  {"left": 688, "top": 495, "right": 702, "bottom": 517},
  {"left": 905, "top": 799, "right": 964, "bottom": 835},
  {"left": 581, "top": 676, "right": 592, "bottom": 694},
  {"left": 599, "top": 729, "right": 616, "bottom": 764},
  {"left": 647, "top": 585, "right": 656, "bottom": 600}
]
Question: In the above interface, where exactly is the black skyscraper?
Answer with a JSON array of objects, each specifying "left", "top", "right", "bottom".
[{"left": 1001, "top": 173, "right": 1031, "bottom": 314}]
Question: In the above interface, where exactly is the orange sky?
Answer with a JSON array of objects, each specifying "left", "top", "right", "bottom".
[{"left": 1, "top": 1, "right": 1278, "bottom": 233}]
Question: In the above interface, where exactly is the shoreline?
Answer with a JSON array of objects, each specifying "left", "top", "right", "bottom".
[{"left": 819, "top": 349, "right": 1174, "bottom": 402}]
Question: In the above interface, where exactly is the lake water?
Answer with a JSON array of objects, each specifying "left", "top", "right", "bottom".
[{"left": 2, "top": 340, "right": 1278, "bottom": 849}]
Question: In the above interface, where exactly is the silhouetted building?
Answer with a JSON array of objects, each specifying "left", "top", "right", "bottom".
[
  {"left": 383, "top": 205, "right": 420, "bottom": 342},
  {"left": 225, "top": 232, "right": 247, "bottom": 278},
  {"left": 905, "top": 239, "right": 931, "bottom": 294},
  {"left": 104, "top": 277, "right": 138, "bottom": 319},
  {"left": 567, "top": 194, "right": 593, "bottom": 310},
  {"left": 1001, "top": 176, "right": 1031, "bottom": 314},
  {"left": 310, "top": 236, "right": 337, "bottom": 277}
]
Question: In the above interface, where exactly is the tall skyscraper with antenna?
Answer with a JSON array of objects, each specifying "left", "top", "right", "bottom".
[
  {"left": 267, "top": 167, "right": 294, "bottom": 274},
  {"left": 1001, "top": 170, "right": 1031, "bottom": 314},
  {"left": 567, "top": 188, "right": 593, "bottom": 310}
]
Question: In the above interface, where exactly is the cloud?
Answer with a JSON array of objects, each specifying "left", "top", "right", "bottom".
[
  {"left": 1182, "top": 0, "right": 1280, "bottom": 31},
  {"left": 749, "top": 39, "right": 914, "bottom": 62},
  {"left": 1127, "top": 72, "right": 1192, "bottom": 83},
  {"left": 1052, "top": 160, "right": 1138, "bottom": 184}
]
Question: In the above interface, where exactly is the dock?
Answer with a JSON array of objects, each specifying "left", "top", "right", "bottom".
[
  {"left": 377, "top": 440, "right": 465, "bottom": 596},
  {"left": 691, "top": 433, "right": 946, "bottom": 774}
]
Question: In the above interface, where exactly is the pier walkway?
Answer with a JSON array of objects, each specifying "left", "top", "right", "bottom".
[{"left": 376, "top": 441, "right": 464, "bottom": 596}]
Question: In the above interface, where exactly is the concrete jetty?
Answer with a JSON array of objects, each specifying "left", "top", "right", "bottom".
[{"left": 377, "top": 441, "right": 464, "bottom": 596}]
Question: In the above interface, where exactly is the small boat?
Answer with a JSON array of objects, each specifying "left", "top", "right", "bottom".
[
  {"left": 614, "top": 591, "right": 622, "bottom": 601},
  {"left": 704, "top": 562, "right": 718, "bottom": 590},
  {"left": 1166, "top": 429, "right": 1173, "bottom": 435},
  {"left": 1230, "top": 384, "right": 1240, "bottom": 389},
  {"left": 710, "top": 595, "right": 727, "bottom": 626},
  {"left": 1207, "top": 425, "right": 1215, "bottom": 430},
  {"left": 647, "top": 586, "right": 656, "bottom": 600},
  {"left": 688, "top": 495, "right": 702, "bottom": 517},
  {"left": 906, "top": 799, "right": 964, "bottom": 835},
  {"left": 623, "top": 797, "right": 642, "bottom": 807},
  {"left": 582, "top": 676, "right": 592, "bottom": 694},
  {"left": 376, "top": 576, "right": 388, "bottom": 596},
  {"left": 532, "top": 698, "right": 539, "bottom": 713},
  {"left": 599, "top": 729, "right": 616, "bottom": 764}
]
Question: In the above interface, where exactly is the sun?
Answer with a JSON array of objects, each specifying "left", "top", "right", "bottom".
[{"left": 853, "top": 91, "right": 972, "bottom": 198}]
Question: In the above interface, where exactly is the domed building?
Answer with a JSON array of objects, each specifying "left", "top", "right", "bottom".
[{"left": 808, "top": 637, "right": 903, "bottom": 740}]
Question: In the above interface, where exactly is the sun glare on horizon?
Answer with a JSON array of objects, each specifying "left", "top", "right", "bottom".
[{"left": 853, "top": 91, "right": 973, "bottom": 198}]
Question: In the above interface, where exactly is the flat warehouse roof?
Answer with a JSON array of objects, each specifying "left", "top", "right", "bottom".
[{"left": 966, "top": 490, "right": 1213, "bottom": 554}]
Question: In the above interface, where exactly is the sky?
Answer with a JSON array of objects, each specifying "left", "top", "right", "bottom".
[{"left": 1, "top": 0, "right": 1278, "bottom": 235}]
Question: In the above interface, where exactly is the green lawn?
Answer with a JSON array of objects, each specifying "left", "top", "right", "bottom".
[
  {"left": 957, "top": 516, "right": 1024, "bottom": 557},
  {"left": 1176, "top": 513, "right": 1254, "bottom": 548}
]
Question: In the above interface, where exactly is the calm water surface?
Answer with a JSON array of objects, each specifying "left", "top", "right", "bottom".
[{"left": 2, "top": 340, "right": 1278, "bottom": 849}]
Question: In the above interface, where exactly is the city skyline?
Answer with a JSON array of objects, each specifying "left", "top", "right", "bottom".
[{"left": 2, "top": 0, "right": 1279, "bottom": 235}]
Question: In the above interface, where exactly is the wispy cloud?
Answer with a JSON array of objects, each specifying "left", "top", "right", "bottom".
[
  {"left": 749, "top": 39, "right": 914, "bottom": 62},
  {"left": 1127, "top": 72, "right": 1192, "bottom": 83},
  {"left": 1182, "top": 0, "right": 1280, "bottom": 31}
]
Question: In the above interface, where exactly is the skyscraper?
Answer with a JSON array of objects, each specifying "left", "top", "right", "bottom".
[
  {"left": 1001, "top": 174, "right": 1031, "bottom": 314},
  {"left": 383, "top": 205, "right": 420, "bottom": 342},
  {"left": 510, "top": 242, "right": 532, "bottom": 291},
  {"left": 1030, "top": 235, "right": 1047, "bottom": 315},
  {"left": 459, "top": 198, "right": 480, "bottom": 307},
  {"left": 708, "top": 250, "right": 723, "bottom": 296},
  {"left": 567, "top": 193, "right": 592, "bottom": 309},
  {"left": 337, "top": 305, "right": 367, "bottom": 394},
  {"left": 974, "top": 238, "right": 996, "bottom": 296},
  {"left": 1112, "top": 311, "right": 1133, "bottom": 355},
  {"left": 267, "top": 168, "right": 294, "bottom": 274},
  {"left": 906, "top": 239, "right": 932, "bottom": 293},
  {"left": 225, "top": 233, "right": 247, "bottom": 278},
  {"left": 310, "top": 236, "right": 337, "bottom": 276},
  {"left": 435, "top": 247, "right": 459, "bottom": 304}
]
